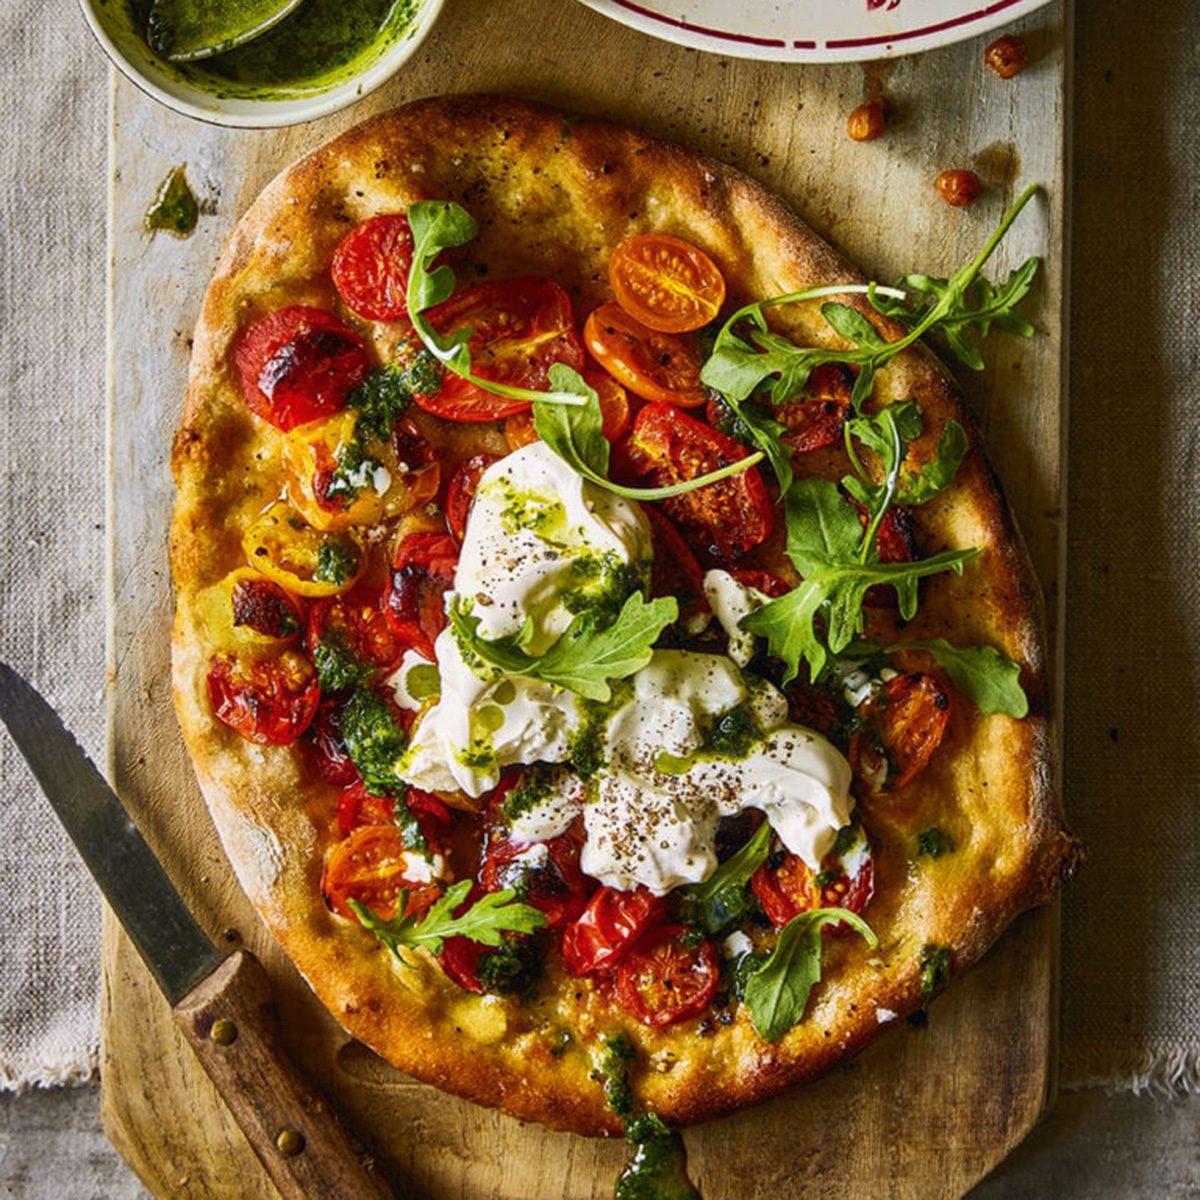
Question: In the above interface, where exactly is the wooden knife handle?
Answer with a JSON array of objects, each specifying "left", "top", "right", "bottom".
[{"left": 174, "top": 949, "right": 396, "bottom": 1200}]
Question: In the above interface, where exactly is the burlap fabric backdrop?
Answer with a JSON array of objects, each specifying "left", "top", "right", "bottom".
[{"left": 0, "top": 0, "right": 1195, "bottom": 1094}]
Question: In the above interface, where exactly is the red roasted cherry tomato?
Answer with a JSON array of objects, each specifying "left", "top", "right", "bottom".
[
  {"left": 730, "top": 569, "right": 790, "bottom": 599},
  {"left": 479, "top": 775, "right": 589, "bottom": 930},
  {"left": 308, "top": 697, "right": 359, "bottom": 786},
  {"left": 561, "top": 886, "right": 668, "bottom": 977},
  {"left": 234, "top": 306, "right": 371, "bottom": 431},
  {"left": 502, "top": 369, "right": 632, "bottom": 451},
  {"left": 849, "top": 672, "right": 950, "bottom": 794},
  {"left": 615, "top": 924, "right": 720, "bottom": 1027},
  {"left": 321, "top": 824, "right": 441, "bottom": 921},
  {"left": 206, "top": 651, "right": 320, "bottom": 746},
  {"left": 384, "top": 532, "right": 460, "bottom": 660},
  {"left": 776, "top": 362, "right": 855, "bottom": 454},
  {"left": 583, "top": 303, "right": 706, "bottom": 408},
  {"left": 417, "top": 277, "right": 585, "bottom": 421},
  {"left": 853, "top": 501, "right": 918, "bottom": 608},
  {"left": 307, "top": 585, "right": 405, "bottom": 683},
  {"left": 229, "top": 572, "right": 305, "bottom": 640},
  {"left": 627, "top": 402, "right": 773, "bottom": 563},
  {"left": 608, "top": 234, "right": 726, "bottom": 334},
  {"left": 331, "top": 214, "right": 415, "bottom": 322},
  {"left": 445, "top": 454, "right": 498, "bottom": 542},
  {"left": 337, "top": 781, "right": 449, "bottom": 839},
  {"left": 751, "top": 826, "right": 876, "bottom": 931},
  {"left": 645, "top": 507, "right": 709, "bottom": 631}
]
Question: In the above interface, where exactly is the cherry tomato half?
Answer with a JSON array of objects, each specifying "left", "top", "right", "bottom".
[
  {"left": 645, "top": 507, "right": 710, "bottom": 632},
  {"left": 849, "top": 672, "right": 951, "bottom": 795},
  {"left": 608, "top": 234, "right": 726, "bottom": 334},
  {"left": 417, "top": 277, "right": 585, "bottom": 422},
  {"left": 627, "top": 402, "right": 773, "bottom": 563},
  {"left": 615, "top": 924, "right": 720, "bottom": 1028},
  {"left": 479, "top": 778, "right": 589, "bottom": 930},
  {"left": 282, "top": 410, "right": 440, "bottom": 533},
  {"left": 445, "top": 454, "right": 498, "bottom": 542},
  {"left": 561, "top": 886, "right": 668, "bottom": 977},
  {"left": 336, "top": 781, "right": 448, "bottom": 839},
  {"left": 322, "top": 824, "right": 441, "bottom": 921},
  {"left": 730, "top": 568, "right": 790, "bottom": 599},
  {"left": 235, "top": 306, "right": 371, "bottom": 431},
  {"left": 243, "top": 502, "right": 365, "bottom": 599},
  {"left": 308, "top": 697, "right": 359, "bottom": 787},
  {"left": 777, "top": 362, "right": 855, "bottom": 454},
  {"left": 502, "top": 369, "right": 632, "bottom": 452},
  {"left": 228, "top": 571, "right": 304, "bottom": 641},
  {"left": 331, "top": 214, "right": 414, "bottom": 323},
  {"left": 750, "top": 827, "right": 876, "bottom": 930},
  {"left": 206, "top": 651, "right": 320, "bottom": 746},
  {"left": 385, "top": 532, "right": 460, "bottom": 660},
  {"left": 583, "top": 303, "right": 707, "bottom": 408},
  {"left": 307, "top": 585, "right": 406, "bottom": 683}
]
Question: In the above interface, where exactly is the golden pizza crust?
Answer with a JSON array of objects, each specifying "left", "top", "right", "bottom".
[{"left": 170, "top": 94, "right": 1080, "bottom": 1135}]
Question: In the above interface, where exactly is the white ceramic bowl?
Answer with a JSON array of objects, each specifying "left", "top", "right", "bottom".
[{"left": 79, "top": 0, "right": 444, "bottom": 129}]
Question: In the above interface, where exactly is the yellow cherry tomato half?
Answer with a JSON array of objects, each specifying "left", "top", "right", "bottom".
[
  {"left": 242, "top": 502, "right": 365, "bottom": 598},
  {"left": 281, "top": 410, "right": 440, "bottom": 533},
  {"left": 608, "top": 233, "right": 726, "bottom": 334}
]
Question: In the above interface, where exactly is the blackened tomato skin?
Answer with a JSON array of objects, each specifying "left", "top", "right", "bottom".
[
  {"left": 614, "top": 924, "right": 721, "bottom": 1028},
  {"left": 234, "top": 306, "right": 371, "bottom": 431},
  {"left": 384, "top": 532, "right": 460, "bottom": 660}
]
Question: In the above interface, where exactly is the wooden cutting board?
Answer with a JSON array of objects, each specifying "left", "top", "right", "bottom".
[{"left": 100, "top": 1, "right": 1070, "bottom": 1196}]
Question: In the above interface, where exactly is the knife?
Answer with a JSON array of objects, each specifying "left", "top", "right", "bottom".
[{"left": 0, "top": 663, "right": 396, "bottom": 1200}]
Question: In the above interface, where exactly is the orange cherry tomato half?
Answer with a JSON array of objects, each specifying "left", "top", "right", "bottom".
[
  {"left": 583, "top": 303, "right": 707, "bottom": 408},
  {"left": 501, "top": 369, "right": 632, "bottom": 451},
  {"left": 849, "top": 672, "right": 951, "bottom": 794},
  {"left": 615, "top": 924, "right": 720, "bottom": 1028},
  {"left": 445, "top": 454, "right": 499, "bottom": 542},
  {"left": 560, "top": 885, "right": 668, "bottom": 977},
  {"left": 385, "top": 532, "right": 460, "bottom": 660},
  {"left": 626, "top": 402, "right": 773, "bottom": 563},
  {"left": 751, "top": 827, "right": 876, "bottom": 931},
  {"left": 321, "top": 824, "right": 441, "bottom": 921},
  {"left": 331, "top": 214, "right": 415, "bottom": 323},
  {"left": 307, "top": 585, "right": 406, "bottom": 683},
  {"left": 417, "top": 277, "right": 585, "bottom": 422},
  {"left": 608, "top": 233, "right": 726, "bottom": 334},
  {"left": 234, "top": 306, "right": 371, "bottom": 431},
  {"left": 206, "top": 651, "right": 320, "bottom": 746}
]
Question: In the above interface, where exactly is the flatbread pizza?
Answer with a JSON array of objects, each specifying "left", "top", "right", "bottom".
[{"left": 170, "top": 94, "right": 1080, "bottom": 1155}]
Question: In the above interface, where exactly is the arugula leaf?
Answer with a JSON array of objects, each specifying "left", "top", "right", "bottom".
[
  {"left": 896, "top": 419, "right": 968, "bottom": 506},
  {"left": 404, "top": 200, "right": 589, "bottom": 409},
  {"left": 350, "top": 880, "right": 546, "bottom": 960},
  {"left": 743, "top": 907, "right": 878, "bottom": 1043},
  {"left": 683, "top": 821, "right": 772, "bottom": 935},
  {"left": 887, "top": 637, "right": 1029, "bottom": 717},
  {"left": 841, "top": 405, "right": 915, "bottom": 563},
  {"left": 449, "top": 591, "right": 678, "bottom": 702},
  {"left": 743, "top": 546, "right": 978, "bottom": 683},
  {"left": 532, "top": 367, "right": 764, "bottom": 501},
  {"left": 783, "top": 477, "right": 863, "bottom": 574},
  {"left": 700, "top": 184, "right": 1041, "bottom": 413}
]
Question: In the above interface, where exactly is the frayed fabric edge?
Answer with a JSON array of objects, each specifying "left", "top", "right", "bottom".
[
  {"left": 1063, "top": 1047, "right": 1200, "bottom": 1098},
  {"left": 0, "top": 1047, "right": 99, "bottom": 1093}
]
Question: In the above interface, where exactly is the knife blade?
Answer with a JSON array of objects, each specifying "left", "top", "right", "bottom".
[{"left": 0, "top": 662, "right": 396, "bottom": 1200}]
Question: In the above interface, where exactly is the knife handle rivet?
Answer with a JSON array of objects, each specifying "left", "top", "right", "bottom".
[
  {"left": 210, "top": 1018, "right": 238, "bottom": 1046},
  {"left": 276, "top": 1128, "right": 306, "bottom": 1158}
]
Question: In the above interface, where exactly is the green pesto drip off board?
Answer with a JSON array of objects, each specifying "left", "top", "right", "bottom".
[
  {"left": 128, "top": 0, "right": 421, "bottom": 99},
  {"left": 145, "top": 165, "right": 198, "bottom": 236}
]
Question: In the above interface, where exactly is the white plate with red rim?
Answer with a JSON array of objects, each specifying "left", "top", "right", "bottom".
[{"left": 576, "top": 0, "right": 1052, "bottom": 62}]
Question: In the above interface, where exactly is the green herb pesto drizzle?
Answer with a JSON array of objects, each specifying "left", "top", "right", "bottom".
[{"left": 144, "top": 165, "right": 198, "bottom": 237}]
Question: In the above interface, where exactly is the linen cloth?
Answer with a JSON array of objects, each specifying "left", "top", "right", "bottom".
[{"left": 0, "top": 0, "right": 1195, "bottom": 1095}]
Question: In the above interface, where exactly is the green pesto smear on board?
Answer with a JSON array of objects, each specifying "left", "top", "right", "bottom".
[
  {"left": 129, "top": 0, "right": 422, "bottom": 99},
  {"left": 144, "top": 165, "right": 198, "bottom": 237}
]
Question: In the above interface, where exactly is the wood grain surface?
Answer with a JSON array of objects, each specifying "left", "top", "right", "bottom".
[{"left": 101, "top": 1, "right": 1070, "bottom": 1196}]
